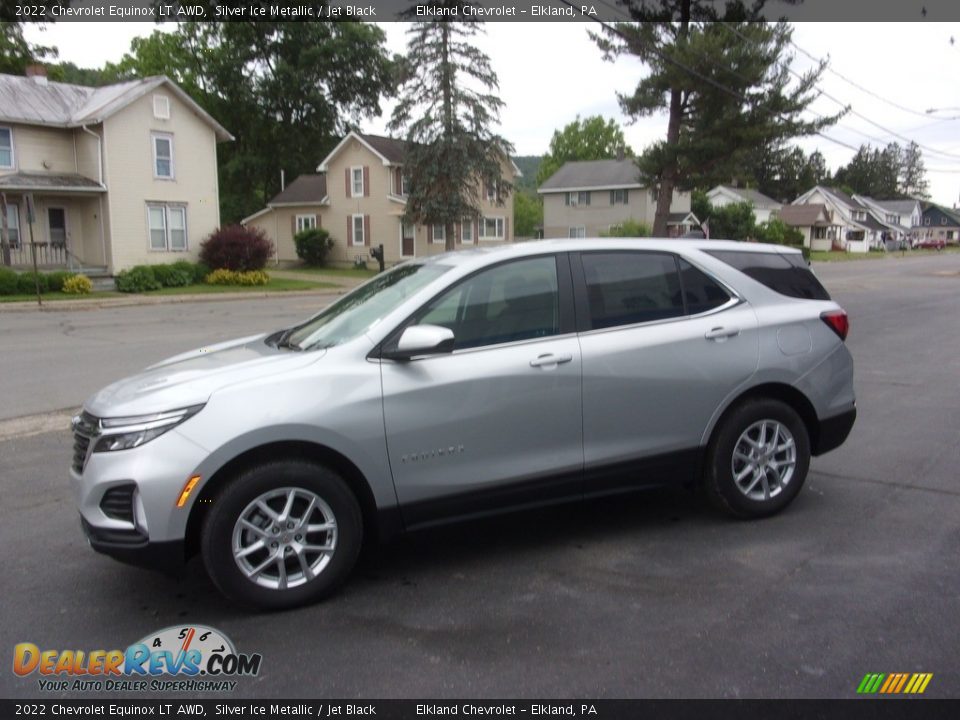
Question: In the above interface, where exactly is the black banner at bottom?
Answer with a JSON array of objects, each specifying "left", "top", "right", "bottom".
[{"left": 2, "top": 699, "right": 959, "bottom": 720}]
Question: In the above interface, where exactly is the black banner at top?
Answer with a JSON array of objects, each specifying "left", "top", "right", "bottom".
[{"left": 6, "top": 0, "right": 960, "bottom": 23}]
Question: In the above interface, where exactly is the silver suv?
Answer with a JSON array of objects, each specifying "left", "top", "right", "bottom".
[{"left": 72, "top": 240, "right": 855, "bottom": 609}]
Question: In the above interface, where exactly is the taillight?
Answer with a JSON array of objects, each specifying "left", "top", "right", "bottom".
[{"left": 821, "top": 309, "right": 849, "bottom": 341}]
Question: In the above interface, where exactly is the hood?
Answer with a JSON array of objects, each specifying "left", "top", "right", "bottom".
[{"left": 84, "top": 333, "right": 324, "bottom": 418}]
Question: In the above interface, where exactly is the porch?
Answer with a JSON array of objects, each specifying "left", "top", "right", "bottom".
[{"left": 0, "top": 173, "right": 109, "bottom": 273}]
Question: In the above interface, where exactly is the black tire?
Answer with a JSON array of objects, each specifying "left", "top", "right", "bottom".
[
  {"left": 201, "top": 460, "right": 362, "bottom": 610},
  {"left": 703, "top": 398, "right": 811, "bottom": 519}
]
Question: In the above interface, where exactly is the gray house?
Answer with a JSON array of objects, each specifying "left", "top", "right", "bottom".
[{"left": 538, "top": 159, "right": 696, "bottom": 238}]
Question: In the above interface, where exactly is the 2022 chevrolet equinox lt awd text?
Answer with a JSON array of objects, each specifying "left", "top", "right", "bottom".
[{"left": 72, "top": 239, "right": 856, "bottom": 609}]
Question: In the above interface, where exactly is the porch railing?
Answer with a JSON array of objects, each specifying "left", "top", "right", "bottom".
[{"left": 1, "top": 243, "right": 71, "bottom": 269}]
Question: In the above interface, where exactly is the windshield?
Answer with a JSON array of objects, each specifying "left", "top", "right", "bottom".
[{"left": 284, "top": 262, "right": 452, "bottom": 350}]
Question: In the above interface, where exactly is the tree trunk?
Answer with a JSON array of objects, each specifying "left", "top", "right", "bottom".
[
  {"left": 445, "top": 221, "right": 455, "bottom": 252},
  {"left": 652, "top": 1, "right": 691, "bottom": 238}
]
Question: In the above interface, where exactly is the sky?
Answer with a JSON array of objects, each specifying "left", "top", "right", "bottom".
[{"left": 22, "top": 20, "right": 960, "bottom": 206}]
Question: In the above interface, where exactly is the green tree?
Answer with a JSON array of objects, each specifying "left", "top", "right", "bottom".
[
  {"left": 107, "top": 23, "right": 395, "bottom": 224},
  {"left": 701, "top": 201, "right": 756, "bottom": 240},
  {"left": 513, "top": 191, "right": 543, "bottom": 238},
  {"left": 833, "top": 142, "right": 909, "bottom": 198},
  {"left": 593, "top": 4, "right": 841, "bottom": 236},
  {"left": 536, "top": 115, "right": 633, "bottom": 186},
  {"left": 754, "top": 218, "right": 803, "bottom": 245},
  {"left": 900, "top": 141, "right": 930, "bottom": 199},
  {"left": 388, "top": 2, "right": 513, "bottom": 251},
  {"left": 0, "top": 21, "right": 58, "bottom": 75}
]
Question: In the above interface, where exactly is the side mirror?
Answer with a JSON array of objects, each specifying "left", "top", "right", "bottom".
[{"left": 382, "top": 324, "right": 455, "bottom": 361}]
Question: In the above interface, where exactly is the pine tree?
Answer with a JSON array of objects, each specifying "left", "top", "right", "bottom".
[
  {"left": 593, "top": 2, "right": 841, "bottom": 236},
  {"left": 388, "top": 3, "right": 513, "bottom": 251},
  {"left": 900, "top": 142, "right": 930, "bottom": 199}
]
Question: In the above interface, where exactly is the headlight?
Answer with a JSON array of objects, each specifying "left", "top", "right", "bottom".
[{"left": 93, "top": 405, "right": 204, "bottom": 453}]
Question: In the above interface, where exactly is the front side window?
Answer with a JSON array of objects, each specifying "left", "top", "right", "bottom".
[
  {"left": 581, "top": 252, "right": 684, "bottom": 329},
  {"left": 3, "top": 203, "right": 20, "bottom": 248},
  {"left": 296, "top": 215, "right": 317, "bottom": 233},
  {"left": 412, "top": 256, "right": 560, "bottom": 350},
  {"left": 431, "top": 224, "right": 446, "bottom": 244},
  {"left": 351, "top": 167, "right": 364, "bottom": 197},
  {"left": 147, "top": 204, "right": 187, "bottom": 251},
  {"left": 480, "top": 216, "right": 505, "bottom": 241},
  {"left": 152, "top": 134, "right": 174, "bottom": 178},
  {"left": 0, "top": 127, "right": 12, "bottom": 168}
]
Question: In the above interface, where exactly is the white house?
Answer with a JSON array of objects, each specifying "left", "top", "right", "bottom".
[{"left": 706, "top": 185, "right": 782, "bottom": 224}]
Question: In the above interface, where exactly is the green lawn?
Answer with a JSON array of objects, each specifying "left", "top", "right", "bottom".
[
  {"left": 0, "top": 278, "right": 336, "bottom": 303},
  {"left": 275, "top": 265, "right": 378, "bottom": 280},
  {"left": 809, "top": 251, "right": 887, "bottom": 262}
]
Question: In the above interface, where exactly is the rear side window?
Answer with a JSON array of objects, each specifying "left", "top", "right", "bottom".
[
  {"left": 706, "top": 250, "right": 830, "bottom": 301},
  {"left": 678, "top": 259, "right": 730, "bottom": 314},
  {"left": 581, "top": 252, "right": 684, "bottom": 329}
]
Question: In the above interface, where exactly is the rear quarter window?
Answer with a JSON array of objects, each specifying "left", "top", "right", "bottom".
[{"left": 705, "top": 250, "right": 831, "bottom": 301}]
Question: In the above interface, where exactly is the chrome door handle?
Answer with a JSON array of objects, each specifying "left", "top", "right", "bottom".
[
  {"left": 704, "top": 326, "right": 740, "bottom": 341},
  {"left": 529, "top": 353, "right": 573, "bottom": 368}
]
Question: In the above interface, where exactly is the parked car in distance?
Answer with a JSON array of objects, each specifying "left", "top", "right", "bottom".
[
  {"left": 72, "top": 239, "right": 856, "bottom": 609},
  {"left": 914, "top": 238, "right": 945, "bottom": 250}
]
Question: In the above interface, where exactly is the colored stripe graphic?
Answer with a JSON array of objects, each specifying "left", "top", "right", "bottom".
[{"left": 857, "top": 673, "right": 932, "bottom": 694}]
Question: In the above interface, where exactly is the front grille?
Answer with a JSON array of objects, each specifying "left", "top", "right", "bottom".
[
  {"left": 71, "top": 411, "right": 99, "bottom": 474},
  {"left": 100, "top": 484, "right": 136, "bottom": 523}
]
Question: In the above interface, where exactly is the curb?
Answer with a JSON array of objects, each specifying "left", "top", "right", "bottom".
[
  {"left": 0, "top": 409, "right": 76, "bottom": 442},
  {"left": 0, "top": 288, "right": 348, "bottom": 313}
]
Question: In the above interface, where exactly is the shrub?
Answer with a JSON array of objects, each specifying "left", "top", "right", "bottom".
[
  {"left": 62, "top": 274, "right": 93, "bottom": 295},
  {"left": 199, "top": 225, "right": 273, "bottom": 272},
  {"left": 172, "top": 260, "right": 209, "bottom": 285},
  {"left": 152, "top": 263, "right": 193, "bottom": 288},
  {"left": 0, "top": 268, "right": 18, "bottom": 295},
  {"left": 294, "top": 228, "right": 335, "bottom": 266},
  {"left": 204, "top": 269, "right": 270, "bottom": 286},
  {"left": 17, "top": 271, "right": 49, "bottom": 294},
  {"left": 46, "top": 271, "right": 75, "bottom": 292},
  {"left": 754, "top": 218, "right": 804, "bottom": 246},
  {"left": 601, "top": 219, "right": 652, "bottom": 238},
  {"left": 115, "top": 265, "right": 161, "bottom": 293},
  {"left": 204, "top": 268, "right": 238, "bottom": 285}
]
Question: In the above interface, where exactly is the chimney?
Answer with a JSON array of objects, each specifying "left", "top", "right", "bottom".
[{"left": 25, "top": 64, "right": 48, "bottom": 85}]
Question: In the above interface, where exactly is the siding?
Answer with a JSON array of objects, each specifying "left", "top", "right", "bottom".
[
  {"left": 542, "top": 188, "right": 691, "bottom": 238},
  {"left": 102, "top": 90, "right": 220, "bottom": 272},
  {"left": 0, "top": 123, "right": 75, "bottom": 176}
]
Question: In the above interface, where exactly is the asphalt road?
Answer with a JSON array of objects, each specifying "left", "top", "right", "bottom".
[{"left": 1, "top": 253, "right": 959, "bottom": 699}]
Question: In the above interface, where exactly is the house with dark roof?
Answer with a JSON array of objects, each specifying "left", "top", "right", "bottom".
[
  {"left": 0, "top": 66, "right": 232, "bottom": 274},
  {"left": 918, "top": 203, "right": 960, "bottom": 246},
  {"left": 792, "top": 186, "right": 889, "bottom": 253},
  {"left": 853, "top": 195, "right": 922, "bottom": 244},
  {"left": 778, "top": 204, "right": 838, "bottom": 251},
  {"left": 706, "top": 185, "right": 782, "bottom": 223},
  {"left": 537, "top": 159, "right": 696, "bottom": 239},
  {"left": 243, "top": 130, "right": 519, "bottom": 265}
]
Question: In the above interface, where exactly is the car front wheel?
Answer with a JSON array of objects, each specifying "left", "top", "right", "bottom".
[
  {"left": 704, "top": 399, "right": 811, "bottom": 518},
  {"left": 201, "top": 460, "right": 362, "bottom": 610}
]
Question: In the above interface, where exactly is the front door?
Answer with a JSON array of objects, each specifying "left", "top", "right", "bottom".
[
  {"left": 381, "top": 254, "right": 583, "bottom": 527},
  {"left": 401, "top": 223, "right": 415, "bottom": 257},
  {"left": 48, "top": 207, "right": 67, "bottom": 247}
]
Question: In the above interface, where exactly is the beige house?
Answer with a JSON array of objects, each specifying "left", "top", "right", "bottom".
[
  {"left": 778, "top": 204, "right": 838, "bottom": 251},
  {"left": 538, "top": 159, "right": 697, "bottom": 238},
  {"left": 0, "top": 67, "right": 231, "bottom": 274},
  {"left": 243, "top": 131, "right": 519, "bottom": 266}
]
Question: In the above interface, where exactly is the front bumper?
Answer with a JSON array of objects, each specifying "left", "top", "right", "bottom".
[{"left": 81, "top": 517, "right": 185, "bottom": 573}]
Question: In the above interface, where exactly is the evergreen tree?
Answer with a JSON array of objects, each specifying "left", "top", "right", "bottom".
[
  {"left": 593, "top": 2, "right": 841, "bottom": 236},
  {"left": 900, "top": 141, "right": 930, "bottom": 199},
  {"left": 388, "top": 2, "right": 513, "bottom": 251}
]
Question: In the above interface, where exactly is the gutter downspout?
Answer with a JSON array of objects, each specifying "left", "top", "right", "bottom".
[{"left": 81, "top": 125, "right": 107, "bottom": 270}]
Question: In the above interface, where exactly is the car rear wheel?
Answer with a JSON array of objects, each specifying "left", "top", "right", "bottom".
[
  {"left": 704, "top": 398, "right": 810, "bottom": 518},
  {"left": 201, "top": 460, "right": 362, "bottom": 610}
]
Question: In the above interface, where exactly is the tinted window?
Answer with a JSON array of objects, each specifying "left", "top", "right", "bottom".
[
  {"left": 581, "top": 252, "right": 683, "bottom": 329},
  {"left": 706, "top": 250, "right": 830, "bottom": 301},
  {"left": 414, "top": 257, "right": 560, "bottom": 350},
  {"left": 678, "top": 259, "right": 730, "bottom": 314}
]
